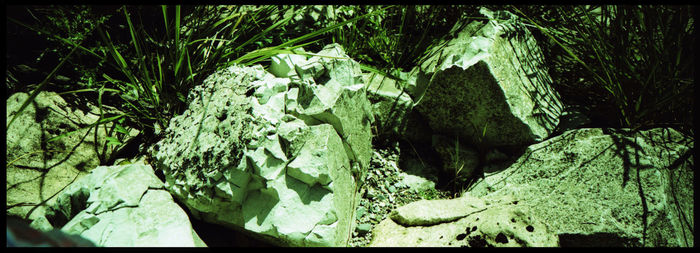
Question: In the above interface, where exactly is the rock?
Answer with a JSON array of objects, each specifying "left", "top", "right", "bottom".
[
  {"left": 7, "top": 216, "right": 96, "bottom": 247},
  {"left": 270, "top": 49, "right": 309, "bottom": 78},
  {"left": 389, "top": 195, "right": 486, "bottom": 226},
  {"left": 397, "top": 155, "right": 439, "bottom": 193},
  {"left": 356, "top": 207, "right": 367, "bottom": 219},
  {"left": 151, "top": 44, "right": 373, "bottom": 246},
  {"left": 29, "top": 163, "right": 205, "bottom": 247},
  {"left": 363, "top": 71, "right": 414, "bottom": 138},
  {"left": 398, "top": 173, "right": 436, "bottom": 193},
  {"left": 370, "top": 194, "right": 558, "bottom": 247},
  {"left": 470, "top": 127, "right": 694, "bottom": 247},
  {"left": 356, "top": 223, "right": 372, "bottom": 236},
  {"left": 6, "top": 91, "right": 139, "bottom": 221},
  {"left": 412, "top": 7, "right": 563, "bottom": 148},
  {"left": 551, "top": 105, "right": 592, "bottom": 135},
  {"left": 293, "top": 44, "right": 375, "bottom": 175}
]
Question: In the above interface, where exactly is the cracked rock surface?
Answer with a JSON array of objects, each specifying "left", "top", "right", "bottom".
[
  {"left": 150, "top": 44, "right": 374, "bottom": 246},
  {"left": 29, "top": 163, "right": 205, "bottom": 247}
]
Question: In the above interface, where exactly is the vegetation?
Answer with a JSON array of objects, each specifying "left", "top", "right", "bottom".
[
  {"left": 510, "top": 5, "right": 694, "bottom": 137},
  {"left": 6, "top": 5, "right": 694, "bottom": 167},
  {"left": 6, "top": 5, "right": 388, "bottom": 163}
]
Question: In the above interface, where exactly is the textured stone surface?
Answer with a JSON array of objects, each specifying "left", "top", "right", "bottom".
[
  {"left": 29, "top": 163, "right": 205, "bottom": 247},
  {"left": 413, "top": 7, "right": 563, "bottom": 148},
  {"left": 470, "top": 127, "right": 694, "bottom": 247},
  {"left": 389, "top": 195, "right": 486, "bottom": 226},
  {"left": 6, "top": 91, "right": 138, "bottom": 221},
  {"left": 151, "top": 44, "right": 373, "bottom": 246},
  {"left": 370, "top": 194, "right": 558, "bottom": 247},
  {"left": 363, "top": 71, "right": 414, "bottom": 138}
]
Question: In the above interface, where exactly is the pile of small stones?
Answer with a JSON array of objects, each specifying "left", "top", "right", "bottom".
[{"left": 349, "top": 142, "right": 450, "bottom": 247}]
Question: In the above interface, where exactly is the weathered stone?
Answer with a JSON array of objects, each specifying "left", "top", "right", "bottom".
[
  {"left": 30, "top": 163, "right": 205, "bottom": 247},
  {"left": 412, "top": 7, "right": 563, "bottom": 148},
  {"left": 151, "top": 44, "right": 372, "bottom": 246},
  {"left": 370, "top": 194, "right": 558, "bottom": 247},
  {"left": 294, "top": 44, "right": 375, "bottom": 175},
  {"left": 551, "top": 105, "right": 592, "bottom": 135},
  {"left": 356, "top": 223, "right": 372, "bottom": 236},
  {"left": 397, "top": 173, "right": 436, "bottom": 194},
  {"left": 270, "top": 50, "right": 308, "bottom": 78},
  {"left": 470, "top": 127, "right": 694, "bottom": 247},
  {"left": 363, "top": 71, "right": 414, "bottom": 138},
  {"left": 389, "top": 195, "right": 486, "bottom": 226},
  {"left": 6, "top": 91, "right": 138, "bottom": 221}
]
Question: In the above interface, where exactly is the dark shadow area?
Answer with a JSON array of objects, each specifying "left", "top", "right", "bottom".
[
  {"left": 187, "top": 216, "right": 274, "bottom": 247},
  {"left": 396, "top": 138, "right": 442, "bottom": 186},
  {"left": 43, "top": 186, "right": 91, "bottom": 229},
  {"left": 173, "top": 198, "right": 274, "bottom": 247},
  {"left": 559, "top": 232, "right": 641, "bottom": 247},
  {"left": 394, "top": 134, "right": 528, "bottom": 193}
]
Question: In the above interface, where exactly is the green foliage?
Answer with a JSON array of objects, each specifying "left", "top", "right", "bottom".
[
  {"left": 511, "top": 5, "right": 694, "bottom": 137},
  {"left": 6, "top": 5, "right": 386, "bottom": 166},
  {"left": 8, "top": 5, "right": 693, "bottom": 171},
  {"left": 446, "top": 138, "right": 467, "bottom": 196},
  {"left": 416, "top": 187, "right": 449, "bottom": 201},
  {"left": 329, "top": 5, "right": 478, "bottom": 75}
]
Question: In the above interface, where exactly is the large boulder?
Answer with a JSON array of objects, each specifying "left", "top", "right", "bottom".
[
  {"left": 6, "top": 91, "right": 138, "bottom": 221},
  {"left": 412, "top": 7, "right": 563, "bottom": 148},
  {"left": 369, "top": 193, "right": 559, "bottom": 247},
  {"left": 470, "top": 128, "right": 694, "bottom": 247},
  {"left": 28, "top": 163, "right": 205, "bottom": 247},
  {"left": 151, "top": 44, "right": 373, "bottom": 246}
]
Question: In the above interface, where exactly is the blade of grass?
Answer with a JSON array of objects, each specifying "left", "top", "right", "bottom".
[
  {"left": 175, "top": 5, "right": 180, "bottom": 51},
  {"left": 162, "top": 5, "right": 169, "bottom": 39}
]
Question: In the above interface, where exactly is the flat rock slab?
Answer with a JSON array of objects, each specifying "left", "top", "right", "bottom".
[
  {"left": 30, "top": 163, "right": 205, "bottom": 247},
  {"left": 471, "top": 127, "right": 694, "bottom": 247},
  {"left": 370, "top": 194, "right": 558, "bottom": 247},
  {"left": 390, "top": 195, "right": 486, "bottom": 226}
]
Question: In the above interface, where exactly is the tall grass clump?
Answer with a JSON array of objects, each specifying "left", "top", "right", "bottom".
[
  {"left": 7, "top": 5, "right": 385, "bottom": 165},
  {"left": 329, "top": 5, "right": 478, "bottom": 75},
  {"left": 510, "top": 5, "right": 694, "bottom": 138}
]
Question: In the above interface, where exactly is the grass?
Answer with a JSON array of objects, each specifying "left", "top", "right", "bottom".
[
  {"left": 6, "top": 5, "right": 693, "bottom": 180},
  {"left": 325, "top": 5, "right": 479, "bottom": 137},
  {"left": 6, "top": 5, "right": 386, "bottom": 166},
  {"left": 510, "top": 5, "right": 694, "bottom": 137}
]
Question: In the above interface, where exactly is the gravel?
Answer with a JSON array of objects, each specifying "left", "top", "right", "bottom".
[{"left": 349, "top": 142, "right": 450, "bottom": 247}]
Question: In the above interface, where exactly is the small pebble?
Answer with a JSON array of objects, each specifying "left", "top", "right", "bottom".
[
  {"left": 356, "top": 223, "right": 372, "bottom": 236},
  {"left": 365, "top": 190, "right": 375, "bottom": 199},
  {"left": 356, "top": 207, "right": 367, "bottom": 219}
]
